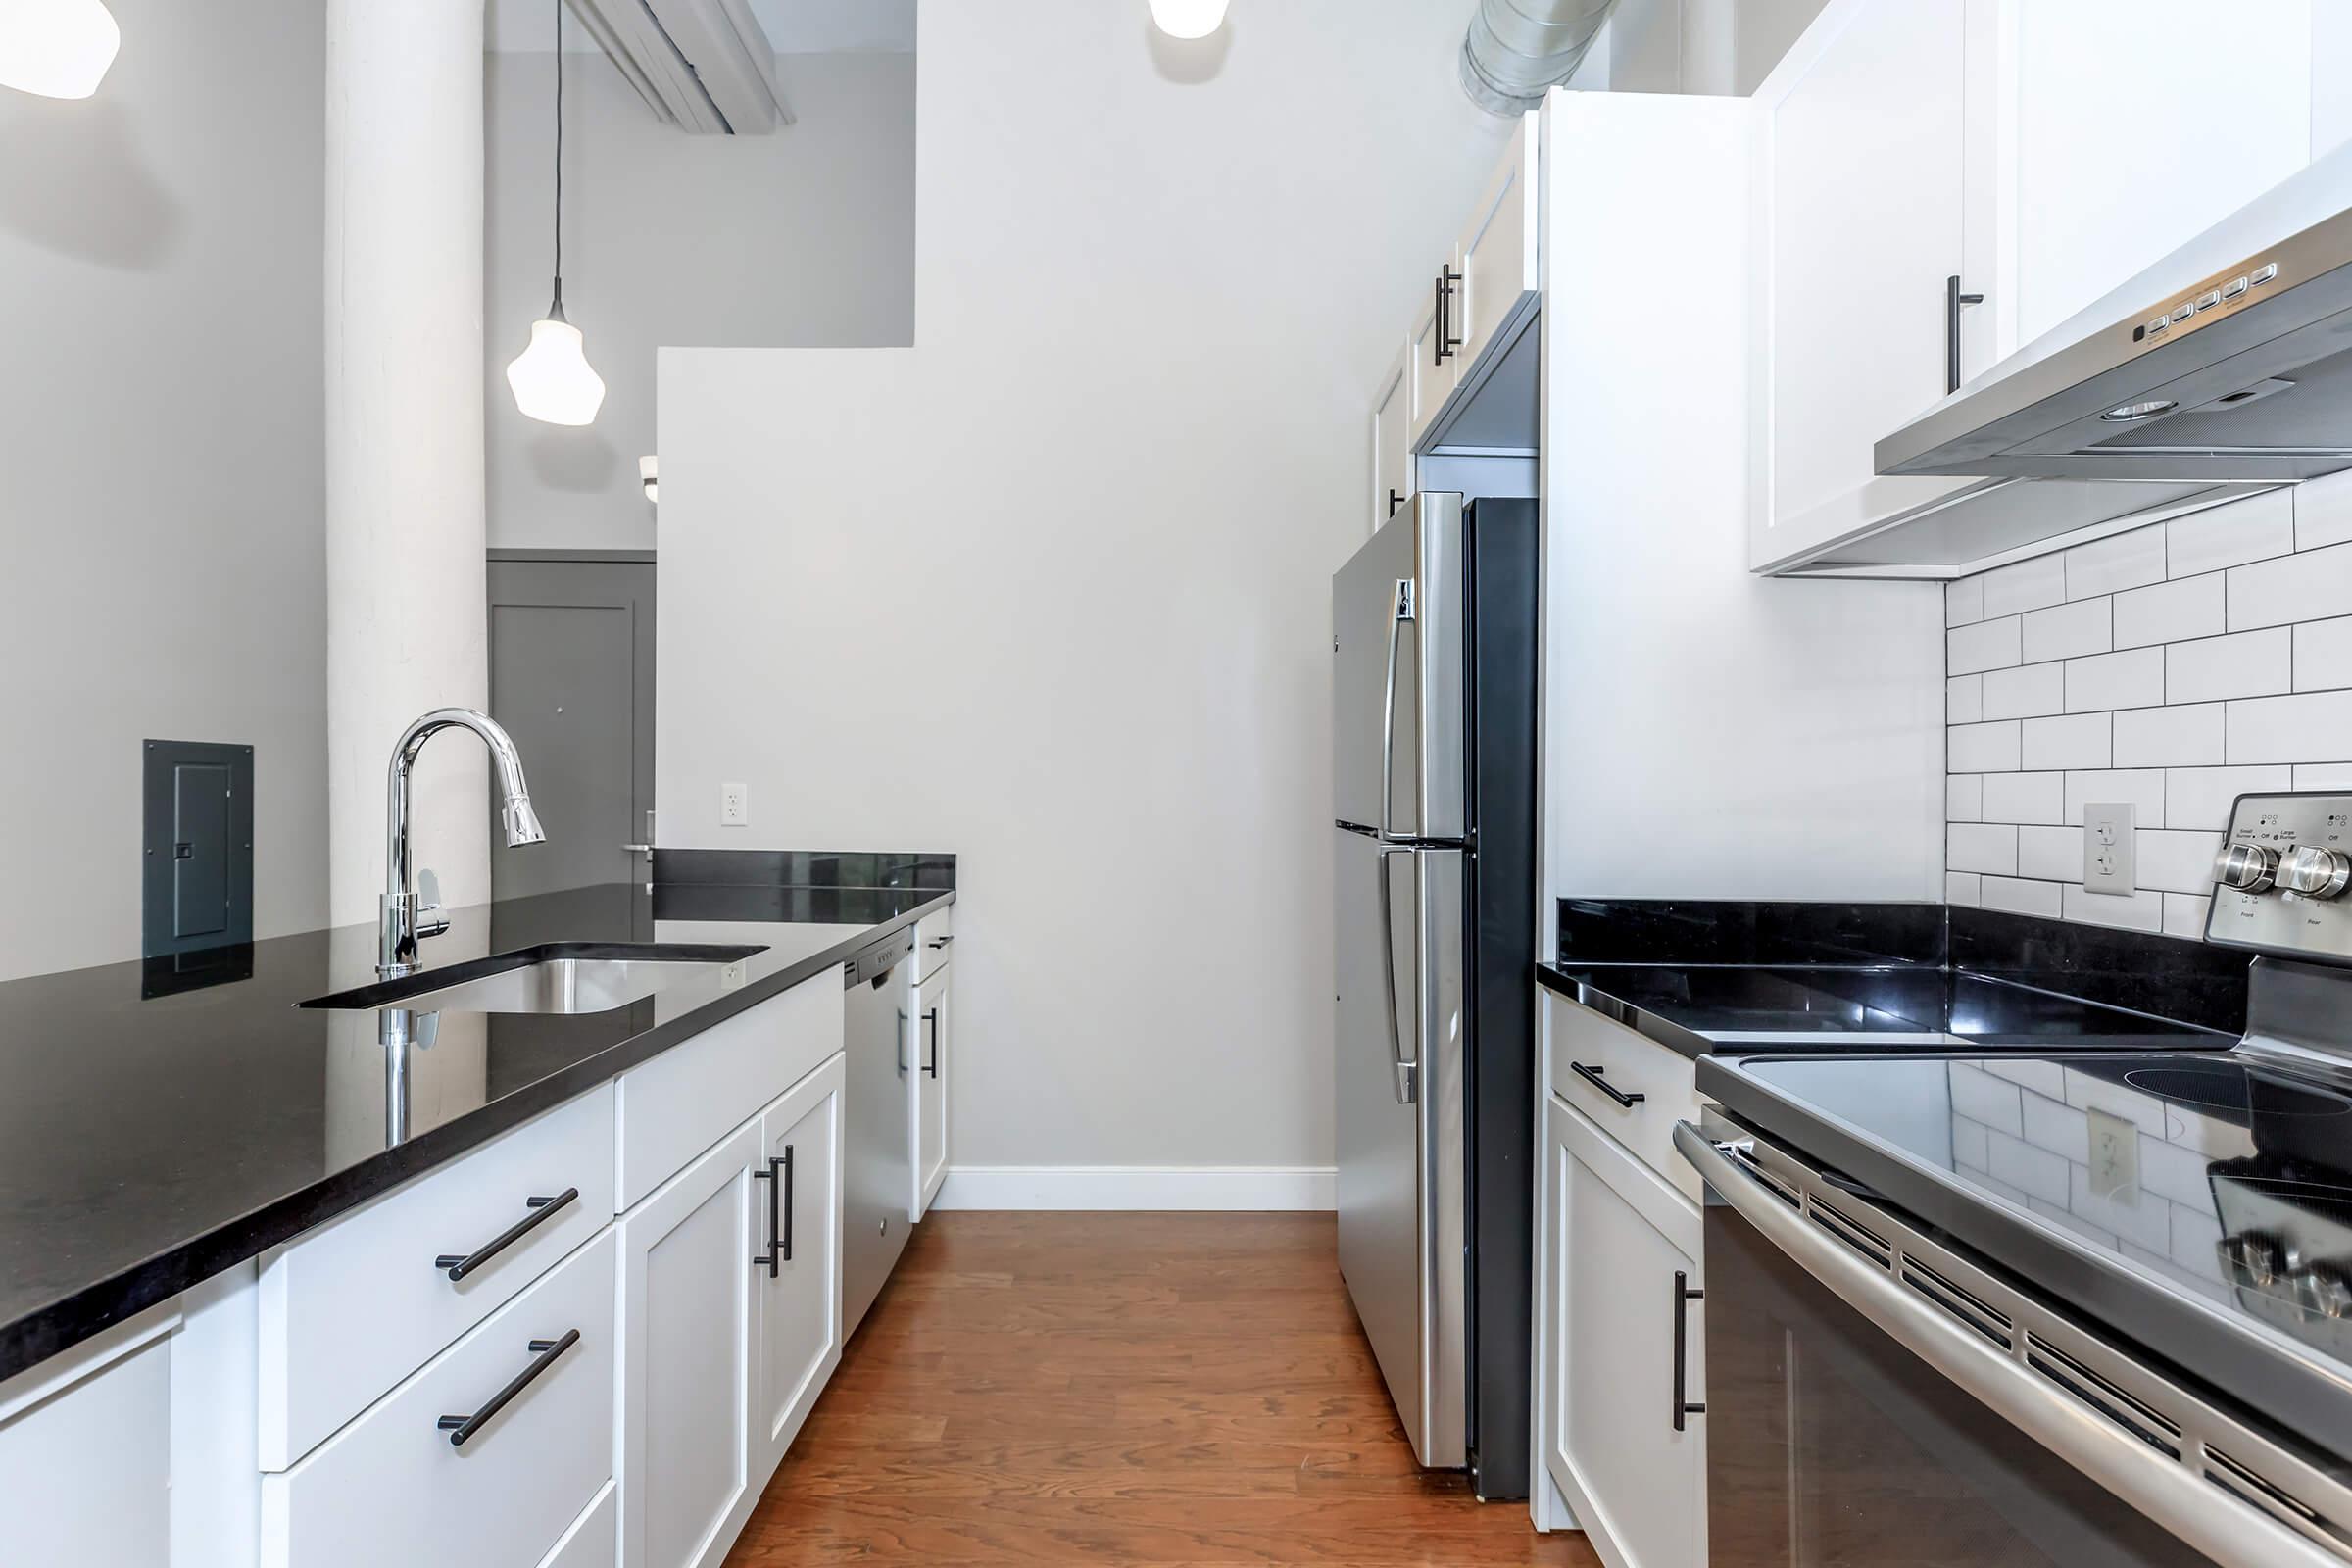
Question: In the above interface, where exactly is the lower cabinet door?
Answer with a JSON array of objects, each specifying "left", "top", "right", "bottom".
[
  {"left": 758, "top": 1053, "right": 846, "bottom": 1470},
  {"left": 0, "top": 1333, "right": 172, "bottom": 1566},
  {"left": 912, "top": 966, "right": 951, "bottom": 1218},
  {"left": 1544, "top": 1095, "right": 1706, "bottom": 1568},
  {"left": 619, "top": 1120, "right": 763, "bottom": 1568}
]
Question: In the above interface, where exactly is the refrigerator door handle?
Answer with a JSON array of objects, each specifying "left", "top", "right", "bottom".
[
  {"left": 1378, "top": 847, "right": 1417, "bottom": 1103},
  {"left": 1378, "top": 577, "right": 1417, "bottom": 843}
]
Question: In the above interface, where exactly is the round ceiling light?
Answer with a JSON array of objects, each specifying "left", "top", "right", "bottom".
[
  {"left": 2097, "top": 399, "right": 2178, "bottom": 423},
  {"left": 1149, "top": 0, "right": 1230, "bottom": 40},
  {"left": 0, "top": 0, "right": 121, "bottom": 100}
]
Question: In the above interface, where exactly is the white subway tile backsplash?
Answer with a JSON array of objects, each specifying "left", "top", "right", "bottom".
[
  {"left": 1982, "top": 771, "right": 2061, "bottom": 825},
  {"left": 2112, "top": 703, "right": 2222, "bottom": 767},
  {"left": 2164, "top": 765, "right": 2292, "bottom": 830},
  {"left": 1983, "top": 662, "right": 2064, "bottom": 719},
  {"left": 1985, "top": 1130, "right": 2071, "bottom": 1205},
  {"left": 2227, "top": 690, "right": 2352, "bottom": 764},
  {"left": 2294, "top": 469, "right": 2352, "bottom": 552},
  {"left": 2060, "top": 883, "right": 2165, "bottom": 933},
  {"left": 2113, "top": 573, "right": 2224, "bottom": 649},
  {"left": 1984, "top": 1058, "right": 2068, "bottom": 1098},
  {"left": 1946, "top": 774, "right": 1983, "bottom": 822},
  {"left": 1948, "top": 822, "right": 2018, "bottom": 875},
  {"left": 2168, "top": 1204, "right": 2227, "bottom": 1286},
  {"left": 2019, "top": 1089, "right": 2088, "bottom": 1162},
  {"left": 2162, "top": 892, "right": 2212, "bottom": 940},
  {"left": 1945, "top": 574, "right": 1985, "bottom": 628},
  {"left": 2022, "top": 712, "right": 2111, "bottom": 770},
  {"left": 2138, "top": 828, "right": 2225, "bottom": 894},
  {"left": 1979, "top": 875, "right": 2062, "bottom": 917},
  {"left": 2015, "top": 824, "right": 2082, "bottom": 880},
  {"left": 1945, "top": 871, "right": 1981, "bottom": 906},
  {"left": 2064, "top": 769, "right": 2165, "bottom": 828},
  {"left": 2065, "top": 526, "right": 2165, "bottom": 600},
  {"left": 1949, "top": 720, "right": 2022, "bottom": 773},
  {"left": 1949, "top": 614, "right": 2023, "bottom": 675},
  {"left": 1982, "top": 556, "right": 2068, "bottom": 618},
  {"left": 1948, "top": 1062, "right": 2023, "bottom": 1137},
  {"left": 1950, "top": 1113, "right": 1989, "bottom": 1170},
  {"left": 2168, "top": 489, "right": 2293, "bottom": 577},
  {"left": 2063, "top": 647, "right": 2163, "bottom": 712},
  {"left": 1947, "top": 673, "right": 1984, "bottom": 723},
  {"left": 2138, "top": 1131, "right": 2217, "bottom": 1209},
  {"left": 2227, "top": 540, "right": 2352, "bottom": 632},
  {"left": 2297, "top": 764, "right": 2352, "bottom": 789},
  {"left": 2022, "top": 598, "right": 2111, "bottom": 662},
  {"left": 2293, "top": 615, "right": 2352, "bottom": 692},
  {"left": 2164, "top": 626, "right": 2290, "bottom": 704}
]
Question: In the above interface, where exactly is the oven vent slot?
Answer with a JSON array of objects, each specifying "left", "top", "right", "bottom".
[
  {"left": 2204, "top": 1444, "right": 2352, "bottom": 1557},
  {"left": 1807, "top": 1196, "right": 1892, "bottom": 1269},
  {"left": 1900, "top": 1255, "right": 2013, "bottom": 1350},
  {"left": 2024, "top": 1332, "right": 2180, "bottom": 1457}
]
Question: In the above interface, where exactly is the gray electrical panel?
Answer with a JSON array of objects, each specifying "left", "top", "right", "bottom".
[{"left": 141, "top": 739, "right": 254, "bottom": 959}]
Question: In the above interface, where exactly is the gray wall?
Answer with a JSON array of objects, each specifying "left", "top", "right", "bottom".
[
  {"left": 0, "top": 0, "right": 327, "bottom": 982},
  {"left": 483, "top": 48, "right": 917, "bottom": 552}
]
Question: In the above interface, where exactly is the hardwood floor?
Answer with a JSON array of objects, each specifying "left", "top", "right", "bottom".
[{"left": 726, "top": 1211, "right": 1596, "bottom": 1566}]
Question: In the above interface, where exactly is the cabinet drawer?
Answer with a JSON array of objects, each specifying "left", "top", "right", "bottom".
[
  {"left": 616, "top": 972, "right": 845, "bottom": 1209},
  {"left": 914, "top": 902, "right": 955, "bottom": 981},
  {"left": 259, "top": 1083, "right": 615, "bottom": 1469},
  {"left": 262, "top": 1227, "right": 617, "bottom": 1568},
  {"left": 1545, "top": 991, "right": 1704, "bottom": 1204}
]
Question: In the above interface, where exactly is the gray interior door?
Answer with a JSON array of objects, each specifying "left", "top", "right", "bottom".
[{"left": 487, "top": 556, "right": 655, "bottom": 902}]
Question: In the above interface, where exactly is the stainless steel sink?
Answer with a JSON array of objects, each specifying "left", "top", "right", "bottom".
[{"left": 300, "top": 942, "right": 766, "bottom": 1014}]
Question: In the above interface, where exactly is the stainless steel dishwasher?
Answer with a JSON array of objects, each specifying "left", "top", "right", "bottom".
[{"left": 842, "top": 929, "right": 916, "bottom": 1334}]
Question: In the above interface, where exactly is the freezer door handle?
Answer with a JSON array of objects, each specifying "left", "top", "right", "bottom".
[
  {"left": 1378, "top": 576, "right": 1416, "bottom": 843},
  {"left": 1377, "top": 847, "right": 1416, "bottom": 1103}
]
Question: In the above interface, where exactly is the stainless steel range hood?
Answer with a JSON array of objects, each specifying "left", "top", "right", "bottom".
[{"left": 1881, "top": 143, "right": 2352, "bottom": 486}]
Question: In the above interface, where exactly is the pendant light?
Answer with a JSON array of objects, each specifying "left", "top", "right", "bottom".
[
  {"left": 1148, "top": 0, "right": 1230, "bottom": 39},
  {"left": 506, "top": 0, "right": 606, "bottom": 427},
  {"left": 0, "top": 0, "right": 121, "bottom": 99}
]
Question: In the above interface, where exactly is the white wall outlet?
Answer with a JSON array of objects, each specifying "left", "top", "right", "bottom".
[
  {"left": 719, "top": 781, "right": 749, "bottom": 826},
  {"left": 2087, "top": 1107, "right": 2140, "bottom": 1200},
  {"left": 2083, "top": 801, "right": 2136, "bottom": 896}
]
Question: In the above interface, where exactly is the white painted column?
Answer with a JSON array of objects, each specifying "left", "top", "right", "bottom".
[{"left": 323, "top": 0, "right": 490, "bottom": 927}]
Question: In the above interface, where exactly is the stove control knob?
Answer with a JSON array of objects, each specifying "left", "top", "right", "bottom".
[
  {"left": 2291, "top": 1263, "right": 2352, "bottom": 1320},
  {"left": 2279, "top": 845, "right": 2352, "bottom": 899},
  {"left": 2213, "top": 842, "right": 2278, "bottom": 892}
]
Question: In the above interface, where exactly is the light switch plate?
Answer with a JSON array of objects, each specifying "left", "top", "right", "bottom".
[
  {"left": 2083, "top": 801, "right": 2136, "bottom": 895},
  {"left": 720, "top": 781, "right": 749, "bottom": 826}
]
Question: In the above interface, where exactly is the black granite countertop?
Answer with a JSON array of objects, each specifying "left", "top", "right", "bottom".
[{"left": 0, "top": 878, "right": 952, "bottom": 1382}]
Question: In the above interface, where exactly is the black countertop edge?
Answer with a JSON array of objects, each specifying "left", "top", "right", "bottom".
[
  {"left": 0, "top": 889, "right": 955, "bottom": 1385},
  {"left": 654, "top": 848, "right": 956, "bottom": 892},
  {"left": 1695, "top": 1052, "right": 2352, "bottom": 1467},
  {"left": 1538, "top": 961, "right": 1717, "bottom": 1060}
]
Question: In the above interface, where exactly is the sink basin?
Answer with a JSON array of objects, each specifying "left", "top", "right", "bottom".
[{"left": 300, "top": 942, "right": 767, "bottom": 1015}]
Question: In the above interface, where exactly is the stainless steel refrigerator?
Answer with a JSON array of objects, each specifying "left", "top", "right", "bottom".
[{"left": 1333, "top": 491, "right": 1537, "bottom": 1499}]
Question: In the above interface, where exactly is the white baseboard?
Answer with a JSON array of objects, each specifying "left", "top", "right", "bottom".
[{"left": 931, "top": 1164, "right": 1337, "bottom": 1211}]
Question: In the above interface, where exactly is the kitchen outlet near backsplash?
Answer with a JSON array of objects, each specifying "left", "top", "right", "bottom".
[{"left": 1945, "top": 468, "right": 2352, "bottom": 938}]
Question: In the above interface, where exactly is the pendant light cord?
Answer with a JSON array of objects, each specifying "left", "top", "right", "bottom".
[{"left": 552, "top": 0, "right": 565, "bottom": 317}]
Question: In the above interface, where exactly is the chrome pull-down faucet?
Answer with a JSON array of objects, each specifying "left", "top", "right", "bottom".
[{"left": 379, "top": 708, "right": 547, "bottom": 977}]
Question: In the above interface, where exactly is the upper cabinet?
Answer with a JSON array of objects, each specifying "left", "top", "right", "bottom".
[
  {"left": 1453, "top": 117, "right": 1542, "bottom": 397},
  {"left": 1370, "top": 345, "right": 1412, "bottom": 536},
  {"left": 1751, "top": 0, "right": 2333, "bottom": 573}
]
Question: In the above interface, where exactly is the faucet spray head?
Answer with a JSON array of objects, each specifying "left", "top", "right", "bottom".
[{"left": 502, "top": 794, "right": 548, "bottom": 848}]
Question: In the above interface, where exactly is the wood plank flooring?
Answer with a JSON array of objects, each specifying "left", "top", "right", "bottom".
[{"left": 726, "top": 1210, "right": 1597, "bottom": 1566}]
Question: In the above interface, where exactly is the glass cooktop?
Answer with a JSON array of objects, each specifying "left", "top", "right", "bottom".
[{"left": 1737, "top": 1050, "right": 2352, "bottom": 1374}]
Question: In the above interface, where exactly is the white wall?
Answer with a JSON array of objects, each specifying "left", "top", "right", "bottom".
[
  {"left": 0, "top": 0, "right": 327, "bottom": 980},
  {"left": 1567, "top": 0, "right": 1831, "bottom": 95},
  {"left": 483, "top": 47, "right": 915, "bottom": 551},
  {"left": 659, "top": 0, "right": 1512, "bottom": 1178}
]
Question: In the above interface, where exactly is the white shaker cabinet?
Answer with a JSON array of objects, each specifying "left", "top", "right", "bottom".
[
  {"left": 756, "top": 1054, "right": 846, "bottom": 1473},
  {"left": 911, "top": 963, "right": 952, "bottom": 1218},
  {"left": 1544, "top": 1093, "right": 1705, "bottom": 1568},
  {"left": 1370, "top": 343, "right": 1413, "bottom": 534},
  {"left": 0, "top": 1327, "right": 172, "bottom": 1566},
  {"left": 1407, "top": 264, "right": 1459, "bottom": 449},
  {"left": 1451, "top": 111, "right": 1541, "bottom": 401},
  {"left": 618, "top": 1119, "right": 765, "bottom": 1568}
]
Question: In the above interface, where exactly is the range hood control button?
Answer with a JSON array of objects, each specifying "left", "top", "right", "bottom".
[
  {"left": 2279, "top": 845, "right": 2352, "bottom": 899},
  {"left": 2193, "top": 289, "right": 2224, "bottom": 313},
  {"left": 2169, "top": 302, "right": 2196, "bottom": 324},
  {"left": 2222, "top": 274, "right": 2250, "bottom": 301},
  {"left": 2253, "top": 262, "right": 2278, "bottom": 286},
  {"left": 2214, "top": 842, "right": 2278, "bottom": 892}
]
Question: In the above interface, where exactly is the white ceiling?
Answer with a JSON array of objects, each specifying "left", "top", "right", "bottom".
[{"left": 488, "top": 0, "right": 916, "bottom": 54}]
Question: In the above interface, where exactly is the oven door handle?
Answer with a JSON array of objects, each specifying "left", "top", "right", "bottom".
[{"left": 1672, "top": 1123, "right": 2344, "bottom": 1568}]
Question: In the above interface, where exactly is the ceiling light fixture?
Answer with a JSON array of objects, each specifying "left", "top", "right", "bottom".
[
  {"left": 0, "top": 0, "right": 121, "bottom": 99},
  {"left": 1148, "top": 0, "right": 1230, "bottom": 40},
  {"left": 639, "top": 455, "right": 659, "bottom": 505},
  {"left": 506, "top": 0, "right": 606, "bottom": 427}
]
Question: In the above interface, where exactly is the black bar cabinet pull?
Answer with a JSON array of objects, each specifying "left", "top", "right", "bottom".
[
  {"left": 436, "top": 1328, "right": 580, "bottom": 1446},
  {"left": 1388, "top": 488, "right": 1405, "bottom": 517},
  {"left": 922, "top": 1008, "right": 941, "bottom": 1079},
  {"left": 752, "top": 1150, "right": 793, "bottom": 1276},
  {"left": 1672, "top": 1271, "right": 1705, "bottom": 1432},
  {"left": 1946, "top": 273, "right": 1984, "bottom": 394},
  {"left": 1435, "top": 265, "right": 1463, "bottom": 364},
  {"left": 435, "top": 1188, "right": 579, "bottom": 1282},
  {"left": 1569, "top": 1060, "right": 1644, "bottom": 1108}
]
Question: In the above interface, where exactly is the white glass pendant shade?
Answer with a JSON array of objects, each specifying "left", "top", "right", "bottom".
[
  {"left": 1148, "top": 0, "right": 1228, "bottom": 40},
  {"left": 506, "top": 311, "right": 607, "bottom": 426},
  {"left": 0, "top": 0, "right": 121, "bottom": 99}
]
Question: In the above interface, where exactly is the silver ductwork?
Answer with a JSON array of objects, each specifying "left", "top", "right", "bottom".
[{"left": 1460, "top": 0, "right": 1619, "bottom": 117}]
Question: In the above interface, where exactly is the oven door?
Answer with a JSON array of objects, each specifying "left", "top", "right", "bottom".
[{"left": 1675, "top": 1122, "right": 2345, "bottom": 1568}]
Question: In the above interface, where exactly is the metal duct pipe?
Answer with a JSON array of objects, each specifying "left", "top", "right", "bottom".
[{"left": 1460, "top": 0, "right": 1619, "bottom": 116}]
